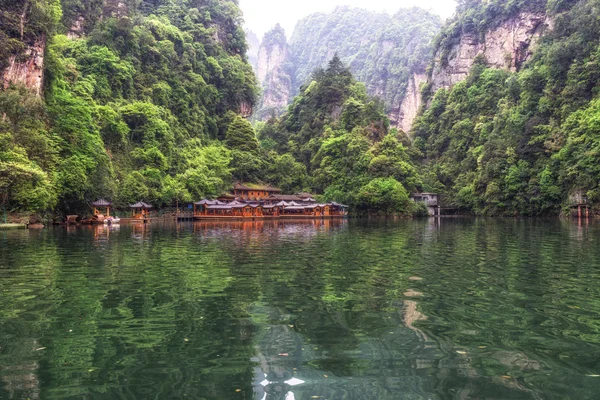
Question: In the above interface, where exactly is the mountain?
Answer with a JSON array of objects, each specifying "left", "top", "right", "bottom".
[
  {"left": 414, "top": 0, "right": 600, "bottom": 215},
  {"left": 256, "top": 55, "right": 422, "bottom": 214},
  {"left": 253, "top": 7, "right": 442, "bottom": 129},
  {"left": 254, "top": 24, "right": 293, "bottom": 120},
  {"left": 245, "top": 29, "right": 260, "bottom": 71},
  {"left": 1, "top": 0, "right": 258, "bottom": 215}
]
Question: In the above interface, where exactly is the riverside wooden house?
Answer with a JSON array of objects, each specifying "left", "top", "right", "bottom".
[
  {"left": 92, "top": 199, "right": 112, "bottom": 217},
  {"left": 193, "top": 184, "right": 348, "bottom": 220},
  {"left": 130, "top": 201, "right": 153, "bottom": 219}
]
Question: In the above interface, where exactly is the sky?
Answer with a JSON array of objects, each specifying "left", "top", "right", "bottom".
[{"left": 239, "top": 0, "right": 458, "bottom": 39}]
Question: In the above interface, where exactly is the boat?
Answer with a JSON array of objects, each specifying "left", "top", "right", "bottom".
[{"left": 104, "top": 216, "right": 121, "bottom": 225}]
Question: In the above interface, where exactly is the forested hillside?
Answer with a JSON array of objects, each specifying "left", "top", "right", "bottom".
[
  {"left": 7, "top": 0, "right": 600, "bottom": 218},
  {"left": 414, "top": 0, "right": 600, "bottom": 215},
  {"left": 253, "top": 7, "right": 442, "bottom": 128},
  {"left": 257, "top": 56, "right": 424, "bottom": 215},
  {"left": 1, "top": 0, "right": 260, "bottom": 215}
]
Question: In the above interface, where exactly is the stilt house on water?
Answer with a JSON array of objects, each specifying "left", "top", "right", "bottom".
[
  {"left": 570, "top": 190, "right": 591, "bottom": 218},
  {"left": 410, "top": 193, "right": 440, "bottom": 216},
  {"left": 92, "top": 199, "right": 112, "bottom": 217},
  {"left": 130, "top": 202, "right": 153, "bottom": 219},
  {"left": 193, "top": 184, "right": 348, "bottom": 220}
]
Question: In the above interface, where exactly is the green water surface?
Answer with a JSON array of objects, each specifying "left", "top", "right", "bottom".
[{"left": 1, "top": 219, "right": 600, "bottom": 399}]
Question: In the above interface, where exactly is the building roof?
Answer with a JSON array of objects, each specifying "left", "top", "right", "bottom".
[
  {"left": 296, "top": 192, "right": 315, "bottom": 199},
  {"left": 130, "top": 201, "right": 152, "bottom": 209},
  {"left": 267, "top": 194, "right": 303, "bottom": 202},
  {"left": 206, "top": 205, "right": 234, "bottom": 210},
  {"left": 194, "top": 199, "right": 219, "bottom": 206},
  {"left": 234, "top": 183, "right": 281, "bottom": 192},
  {"left": 303, "top": 204, "right": 323, "bottom": 209},
  {"left": 92, "top": 199, "right": 112, "bottom": 207}
]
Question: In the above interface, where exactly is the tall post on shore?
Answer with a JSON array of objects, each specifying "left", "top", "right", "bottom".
[{"left": 2, "top": 203, "right": 6, "bottom": 224}]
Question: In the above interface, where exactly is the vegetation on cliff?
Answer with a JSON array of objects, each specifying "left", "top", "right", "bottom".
[
  {"left": 253, "top": 7, "right": 442, "bottom": 124},
  {"left": 414, "top": 0, "right": 600, "bottom": 215},
  {"left": 2, "top": 0, "right": 262, "bottom": 215},
  {"left": 258, "top": 56, "right": 421, "bottom": 214}
]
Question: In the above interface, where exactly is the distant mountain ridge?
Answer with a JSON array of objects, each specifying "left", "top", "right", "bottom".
[{"left": 250, "top": 7, "right": 442, "bottom": 129}]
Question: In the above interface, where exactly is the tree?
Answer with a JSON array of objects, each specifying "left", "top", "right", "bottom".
[
  {"left": 225, "top": 115, "right": 259, "bottom": 153},
  {"left": 356, "top": 177, "right": 409, "bottom": 214}
]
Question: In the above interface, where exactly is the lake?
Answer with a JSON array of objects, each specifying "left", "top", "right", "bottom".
[{"left": 1, "top": 219, "right": 600, "bottom": 399}]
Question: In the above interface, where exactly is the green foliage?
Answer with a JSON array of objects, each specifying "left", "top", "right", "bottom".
[
  {"left": 415, "top": 0, "right": 600, "bottom": 215},
  {"left": 356, "top": 177, "right": 409, "bottom": 214},
  {"left": 1, "top": 0, "right": 259, "bottom": 214},
  {"left": 258, "top": 57, "right": 422, "bottom": 213},
  {"left": 225, "top": 115, "right": 259, "bottom": 153},
  {"left": 0, "top": 133, "right": 56, "bottom": 212},
  {"left": 0, "top": 0, "right": 62, "bottom": 71}
]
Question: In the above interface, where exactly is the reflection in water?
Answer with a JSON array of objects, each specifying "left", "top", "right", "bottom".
[{"left": 2, "top": 219, "right": 600, "bottom": 399}]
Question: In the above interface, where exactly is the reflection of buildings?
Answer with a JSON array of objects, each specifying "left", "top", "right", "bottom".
[{"left": 192, "top": 219, "right": 347, "bottom": 239}]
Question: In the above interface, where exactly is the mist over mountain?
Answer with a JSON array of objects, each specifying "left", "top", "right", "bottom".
[{"left": 252, "top": 7, "right": 442, "bottom": 128}]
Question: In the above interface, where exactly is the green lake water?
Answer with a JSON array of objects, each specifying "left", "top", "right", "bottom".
[{"left": 1, "top": 219, "right": 600, "bottom": 399}]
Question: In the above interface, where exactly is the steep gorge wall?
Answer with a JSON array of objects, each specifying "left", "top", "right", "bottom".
[
  {"left": 398, "top": 11, "right": 553, "bottom": 133},
  {"left": 430, "top": 12, "right": 552, "bottom": 93},
  {"left": 252, "top": 7, "right": 441, "bottom": 126},
  {"left": 394, "top": 73, "right": 427, "bottom": 134},
  {"left": 2, "top": 37, "right": 46, "bottom": 96},
  {"left": 254, "top": 25, "right": 293, "bottom": 119}
]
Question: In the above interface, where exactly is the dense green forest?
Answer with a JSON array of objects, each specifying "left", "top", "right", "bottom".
[
  {"left": 6, "top": 0, "right": 600, "bottom": 218},
  {"left": 0, "top": 0, "right": 428, "bottom": 218},
  {"left": 257, "top": 56, "right": 424, "bottom": 215},
  {"left": 414, "top": 0, "right": 600, "bottom": 215},
  {"left": 290, "top": 7, "right": 441, "bottom": 113},
  {"left": 1, "top": 0, "right": 260, "bottom": 215}
]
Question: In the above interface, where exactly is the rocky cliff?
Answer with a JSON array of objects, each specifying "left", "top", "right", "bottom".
[
  {"left": 246, "top": 29, "right": 260, "bottom": 72},
  {"left": 254, "top": 8, "right": 441, "bottom": 127},
  {"left": 394, "top": 73, "right": 427, "bottom": 134},
  {"left": 2, "top": 37, "right": 46, "bottom": 96},
  {"left": 397, "top": 11, "right": 554, "bottom": 133},
  {"left": 254, "top": 25, "right": 293, "bottom": 120},
  {"left": 429, "top": 12, "right": 552, "bottom": 93}
]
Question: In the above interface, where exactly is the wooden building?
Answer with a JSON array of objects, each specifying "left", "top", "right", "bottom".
[
  {"left": 130, "top": 201, "right": 153, "bottom": 219},
  {"left": 192, "top": 198, "right": 347, "bottom": 220},
  {"left": 92, "top": 199, "right": 112, "bottom": 217},
  {"left": 570, "top": 190, "right": 591, "bottom": 218},
  {"left": 233, "top": 184, "right": 281, "bottom": 201},
  {"left": 265, "top": 194, "right": 305, "bottom": 204},
  {"left": 410, "top": 193, "right": 440, "bottom": 216}
]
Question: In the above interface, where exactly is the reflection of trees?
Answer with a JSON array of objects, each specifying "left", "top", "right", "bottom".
[{"left": 1, "top": 220, "right": 600, "bottom": 398}]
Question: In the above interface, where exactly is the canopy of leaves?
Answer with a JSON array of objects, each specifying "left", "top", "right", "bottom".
[
  {"left": 414, "top": 0, "right": 600, "bottom": 215},
  {"left": 258, "top": 56, "right": 422, "bottom": 213},
  {"left": 0, "top": 0, "right": 260, "bottom": 215}
]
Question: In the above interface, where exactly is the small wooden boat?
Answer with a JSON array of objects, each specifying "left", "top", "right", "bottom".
[{"left": 104, "top": 216, "right": 121, "bottom": 225}]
